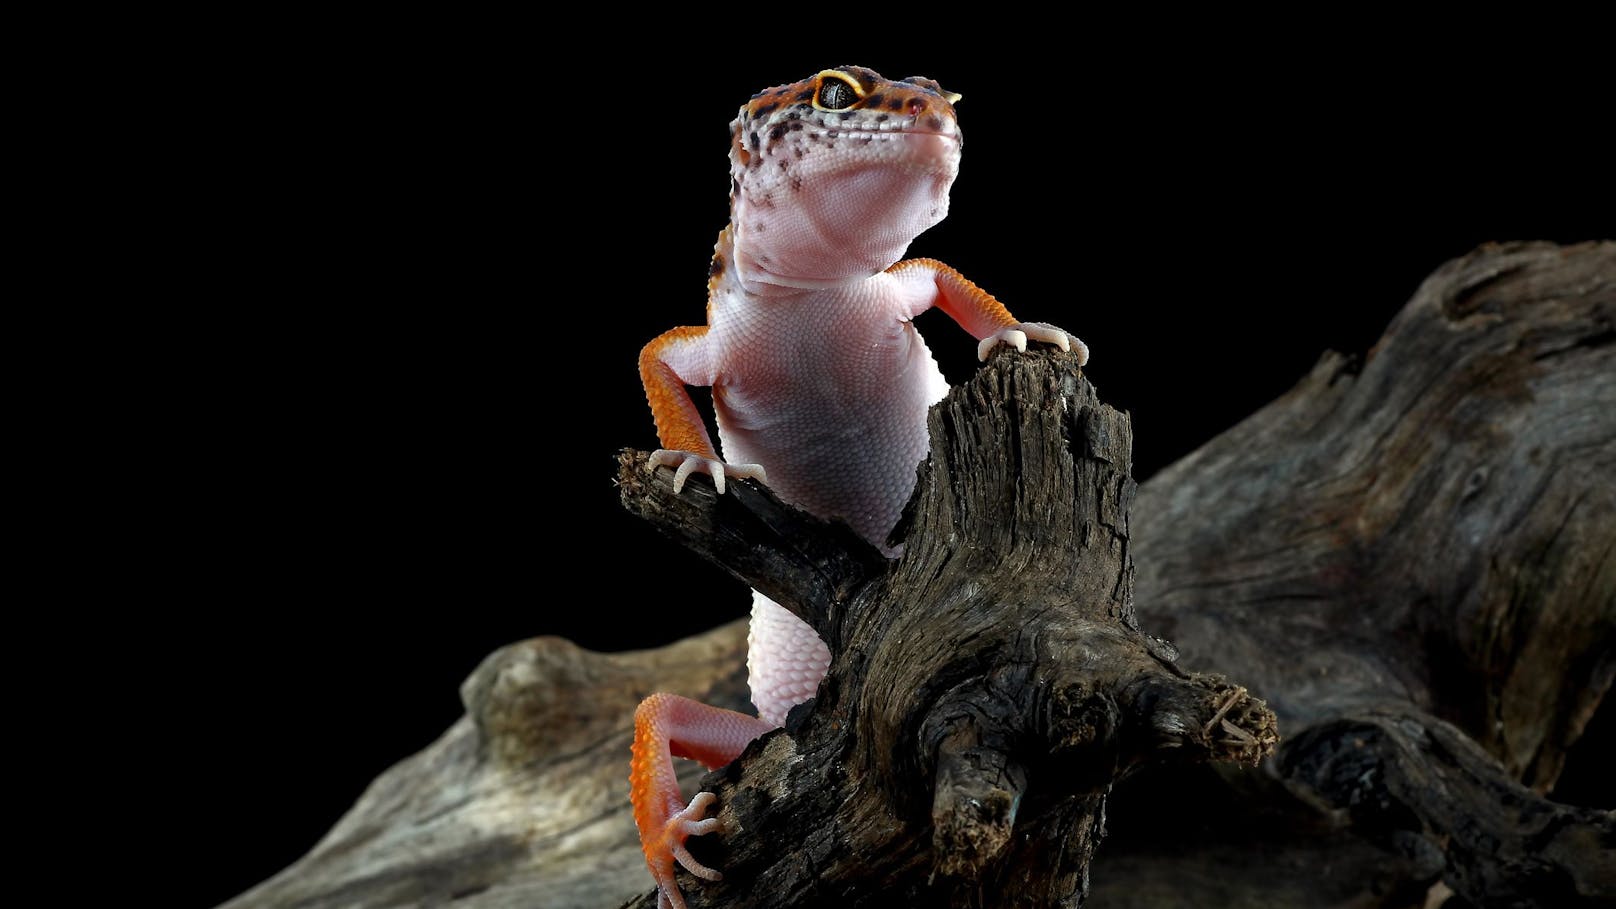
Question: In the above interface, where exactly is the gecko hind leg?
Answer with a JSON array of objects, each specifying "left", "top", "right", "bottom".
[{"left": 630, "top": 693, "right": 775, "bottom": 909}]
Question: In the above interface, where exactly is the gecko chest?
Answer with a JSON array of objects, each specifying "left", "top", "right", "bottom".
[
  {"left": 711, "top": 286, "right": 941, "bottom": 438},
  {"left": 708, "top": 286, "right": 947, "bottom": 541}
]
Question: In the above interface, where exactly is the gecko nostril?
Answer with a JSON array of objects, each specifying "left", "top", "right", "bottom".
[{"left": 907, "top": 99, "right": 925, "bottom": 117}]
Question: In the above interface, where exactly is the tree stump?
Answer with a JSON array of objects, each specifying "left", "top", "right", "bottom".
[
  {"left": 607, "top": 341, "right": 1276, "bottom": 908},
  {"left": 221, "top": 241, "right": 1612, "bottom": 909}
]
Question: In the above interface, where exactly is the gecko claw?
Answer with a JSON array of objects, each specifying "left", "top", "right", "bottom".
[
  {"left": 978, "top": 322, "right": 1089, "bottom": 367},
  {"left": 646, "top": 790, "right": 726, "bottom": 909},
  {"left": 671, "top": 843, "right": 723, "bottom": 882},
  {"left": 978, "top": 328, "right": 1028, "bottom": 359},
  {"left": 675, "top": 456, "right": 710, "bottom": 494},
  {"left": 665, "top": 791, "right": 724, "bottom": 880},
  {"left": 649, "top": 450, "right": 768, "bottom": 495}
]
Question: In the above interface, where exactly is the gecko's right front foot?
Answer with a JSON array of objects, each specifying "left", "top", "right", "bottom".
[
  {"left": 978, "top": 322, "right": 1089, "bottom": 367},
  {"left": 648, "top": 449, "right": 768, "bottom": 495}
]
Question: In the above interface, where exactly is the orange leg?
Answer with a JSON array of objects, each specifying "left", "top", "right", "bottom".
[
  {"left": 888, "top": 258, "right": 1088, "bottom": 364},
  {"left": 631, "top": 693, "right": 775, "bottom": 909},
  {"left": 640, "top": 327, "right": 769, "bottom": 494},
  {"left": 639, "top": 327, "right": 719, "bottom": 461}
]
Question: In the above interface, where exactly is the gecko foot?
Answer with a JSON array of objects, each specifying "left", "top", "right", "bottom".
[
  {"left": 650, "top": 791, "right": 724, "bottom": 909},
  {"left": 649, "top": 449, "right": 768, "bottom": 495},
  {"left": 978, "top": 322, "right": 1089, "bottom": 367}
]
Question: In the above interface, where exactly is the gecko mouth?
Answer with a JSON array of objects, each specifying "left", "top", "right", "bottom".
[
  {"left": 804, "top": 114, "right": 958, "bottom": 138},
  {"left": 812, "top": 127, "right": 959, "bottom": 142},
  {"left": 748, "top": 123, "right": 962, "bottom": 176},
  {"left": 758, "top": 109, "right": 960, "bottom": 144},
  {"left": 787, "top": 126, "right": 961, "bottom": 155}
]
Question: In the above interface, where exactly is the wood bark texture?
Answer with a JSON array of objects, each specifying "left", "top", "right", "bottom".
[{"left": 222, "top": 241, "right": 1613, "bottom": 909}]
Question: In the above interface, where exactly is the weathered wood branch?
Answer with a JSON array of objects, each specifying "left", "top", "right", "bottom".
[
  {"left": 222, "top": 242, "right": 1613, "bottom": 909},
  {"left": 1279, "top": 706, "right": 1614, "bottom": 904},
  {"left": 1102, "top": 240, "right": 1615, "bottom": 908},
  {"left": 612, "top": 347, "right": 1275, "bottom": 908}
]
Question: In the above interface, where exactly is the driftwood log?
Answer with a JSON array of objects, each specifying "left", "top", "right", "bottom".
[
  {"left": 604, "top": 339, "right": 1277, "bottom": 909},
  {"left": 222, "top": 241, "right": 1613, "bottom": 909}
]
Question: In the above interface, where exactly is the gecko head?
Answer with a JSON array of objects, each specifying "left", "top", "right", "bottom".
[{"left": 726, "top": 66, "right": 963, "bottom": 287}]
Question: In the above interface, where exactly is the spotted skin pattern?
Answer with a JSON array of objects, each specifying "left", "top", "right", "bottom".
[{"left": 632, "top": 66, "right": 1087, "bottom": 909}]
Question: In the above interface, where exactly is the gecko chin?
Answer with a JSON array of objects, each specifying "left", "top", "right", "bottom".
[{"left": 733, "top": 162, "right": 954, "bottom": 282}]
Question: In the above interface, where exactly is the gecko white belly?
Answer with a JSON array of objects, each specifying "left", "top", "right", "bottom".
[{"left": 711, "top": 277, "right": 950, "bottom": 552}]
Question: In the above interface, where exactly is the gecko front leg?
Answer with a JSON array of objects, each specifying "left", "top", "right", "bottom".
[
  {"left": 888, "top": 258, "right": 1090, "bottom": 366},
  {"left": 977, "top": 321, "right": 1089, "bottom": 364},
  {"left": 641, "top": 327, "right": 767, "bottom": 495}
]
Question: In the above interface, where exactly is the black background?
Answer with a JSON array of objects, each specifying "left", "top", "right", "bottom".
[{"left": 152, "top": 33, "right": 1608, "bottom": 908}]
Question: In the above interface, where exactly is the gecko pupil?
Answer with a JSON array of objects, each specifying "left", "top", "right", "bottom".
[{"left": 817, "top": 78, "right": 856, "bottom": 110}]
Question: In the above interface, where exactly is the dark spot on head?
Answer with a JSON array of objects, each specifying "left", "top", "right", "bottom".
[
  {"left": 858, "top": 136, "right": 872, "bottom": 145},
  {"left": 789, "top": 121, "right": 803, "bottom": 131},
  {"left": 769, "top": 124, "right": 786, "bottom": 141},
  {"left": 749, "top": 130, "right": 760, "bottom": 151},
  {"left": 925, "top": 114, "right": 944, "bottom": 132},
  {"left": 887, "top": 98, "right": 905, "bottom": 111},
  {"left": 839, "top": 110, "right": 855, "bottom": 120},
  {"left": 708, "top": 253, "right": 725, "bottom": 278},
  {"left": 786, "top": 111, "right": 800, "bottom": 120},
  {"left": 777, "top": 158, "right": 789, "bottom": 171},
  {"left": 875, "top": 114, "right": 889, "bottom": 123},
  {"left": 863, "top": 93, "right": 885, "bottom": 109},
  {"left": 756, "top": 101, "right": 779, "bottom": 116},
  {"left": 795, "top": 88, "right": 813, "bottom": 102},
  {"left": 791, "top": 177, "right": 802, "bottom": 192},
  {"left": 901, "top": 76, "right": 949, "bottom": 98}
]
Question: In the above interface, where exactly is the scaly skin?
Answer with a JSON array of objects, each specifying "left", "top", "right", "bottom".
[{"left": 633, "top": 66, "right": 1087, "bottom": 909}]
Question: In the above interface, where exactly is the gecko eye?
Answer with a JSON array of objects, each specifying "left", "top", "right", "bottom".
[{"left": 816, "top": 76, "right": 858, "bottom": 111}]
